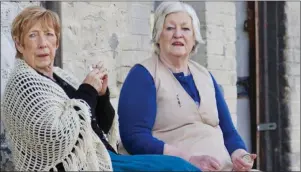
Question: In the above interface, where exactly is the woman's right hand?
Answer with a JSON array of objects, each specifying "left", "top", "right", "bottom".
[
  {"left": 189, "top": 155, "right": 221, "bottom": 171},
  {"left": 83, "top": 68, "right": 105, "bottom": 94}
]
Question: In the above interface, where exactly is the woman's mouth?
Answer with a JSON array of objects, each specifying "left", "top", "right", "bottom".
[
  {"left": 37, "top": 53, "right": 49, "bottom": 57},
  {"left": 172, "top": 42, "right": 184, "bottom": 46}
]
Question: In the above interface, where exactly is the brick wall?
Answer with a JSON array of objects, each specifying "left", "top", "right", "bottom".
[
  {"left": 204, "top": 2, "right": 238, "bottom": 124},
  {"left": 284, "top": 2, "right": 300, "bottom": 171},
  {"left": 61, "top": 2, "right": 153, "bottom": 109},
  {"left": 116, "top": 2, "right": 153, "bottom": 85},
  {"left": 185, "top": 2, "right": 238, "bottom": 124}
]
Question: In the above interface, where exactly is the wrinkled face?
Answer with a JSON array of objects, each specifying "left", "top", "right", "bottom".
[
  {"left": 158, "top": 11, "right": 195, "bottom": 58},
  {"left": 15, "top": 22, "right": 58, "bottom": 71}
]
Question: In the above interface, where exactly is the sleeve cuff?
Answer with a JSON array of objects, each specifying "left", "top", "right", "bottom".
[
  {"left": 98, "top": 88, "right": 110, "bottom": 101},
  {"left": 76, "top": 84, "right": 98, "bottom": 110},
  {"left": 227, "top": 142, "right": 248, "bottom": 155}
]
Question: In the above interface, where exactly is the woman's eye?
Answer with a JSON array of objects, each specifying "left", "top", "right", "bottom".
[
  {"left": 29, "top": 33, "right": 36, "bottom": 38},
  {"left": 183, "top": 28, "right": 190, "bottom": 31},
  {"left": 46, "top": 32, "right": 55, "bottom": 36},
  {"left": 166, "top": 27, "right": 174, "bottom": 30}
]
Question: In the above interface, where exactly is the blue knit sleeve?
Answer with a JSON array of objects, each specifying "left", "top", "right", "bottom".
[
  {"left": 118, "top": 64, "right": 165, "bottom": 155},
  {"left": 210, "top": 73, "right": 247, "bottom": 155}
]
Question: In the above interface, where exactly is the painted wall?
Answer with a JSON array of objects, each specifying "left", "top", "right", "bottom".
[
  {"left": 60, "top": 2, "right": 153, "bottom": 109},
  {"left": 235, "top": 1, "right": 252, "bottom": 152},
  {"left": 285, "top": 2, "right": 300, "bottom": 171}
]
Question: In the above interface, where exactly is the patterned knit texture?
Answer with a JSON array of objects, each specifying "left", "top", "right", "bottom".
[{"left": 1, "top": 59, "right": 118, "bottom": 171}]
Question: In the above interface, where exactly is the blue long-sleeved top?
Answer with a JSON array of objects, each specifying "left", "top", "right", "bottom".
[{"left": 118, "top": 64, "right": 247, "bottom": 156}]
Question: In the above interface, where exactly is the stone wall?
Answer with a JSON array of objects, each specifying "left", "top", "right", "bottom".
[
  {"left": 284, "top": 2, "right": 300, "bottom": 171},
  {"left": 61, "top": 2, "right": 153, "bottom": 109},
  {"left": 188, "top": 2, "right": 238, "bottom": 124},
  {"left": 205, "top": 2, "right": 238, "bottom": 124}
]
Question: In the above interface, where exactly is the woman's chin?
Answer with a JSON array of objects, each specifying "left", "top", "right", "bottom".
[
  {"left": 36, "top": 61, "right": 52, "bottom": 70},
  {"left": 170, "top": 52, "right": 187, "bottom": 58}
]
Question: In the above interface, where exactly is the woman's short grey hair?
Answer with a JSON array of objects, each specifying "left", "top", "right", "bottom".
[{"left": 152, "top": 1, "right": 204, "bottom": 56}]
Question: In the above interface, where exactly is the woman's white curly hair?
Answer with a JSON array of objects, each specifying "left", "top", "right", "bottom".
[{"left": 151, "top": 1, "right": 205, "bottom": 56}]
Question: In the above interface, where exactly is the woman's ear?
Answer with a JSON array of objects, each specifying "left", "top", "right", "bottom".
[
  {"left": 56, "top": 42, "right": 59, "bottom": 49},
  {"left": 191, "top": 45, "right": 196, "bottom": 52},
  {"left": 14, "top": 37, "right": 24, "bottom": 53}
]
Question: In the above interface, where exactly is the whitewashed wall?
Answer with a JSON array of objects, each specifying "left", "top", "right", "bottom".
[
  {"left": 61, "top": 2, "right": 153, "bottom": 109},
  {"left": 285, "top": 2, "right": 300, "bottom": 171}
]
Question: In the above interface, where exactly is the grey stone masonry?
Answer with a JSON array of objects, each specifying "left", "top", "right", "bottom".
[{"left": 284, "top": 2, "right": 300, "bottom": 171}]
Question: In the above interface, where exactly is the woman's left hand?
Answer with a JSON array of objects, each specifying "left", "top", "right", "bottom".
[
  {"left": 92, "top": 61, "right": 108, "bottom": 96},
  {"left": 231, "top": 149, "right": 257, "bottom": 171}
]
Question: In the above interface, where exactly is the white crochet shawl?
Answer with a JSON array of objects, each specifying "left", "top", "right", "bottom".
[{"left": 1, "top": 59, "right": 119, "bottom": 171}]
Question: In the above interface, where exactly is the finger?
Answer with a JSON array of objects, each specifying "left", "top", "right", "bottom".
[
  {"left": 237, "top": 158, "right": 252, "bottom": 170},
  {"left": 207, "top": 166, "right": 218, "bottom": 172},
  {"left": 250, "top": 154, "right": 257, "bottom": 160},
  {"left": 208, "top": 164, "right": 219, "bottom": 171},
  {"left": 98, "top": 67, "right": 107, "bottom": 73},
  {"left": 232, "top": 162, "right": 240, "bottom": 171},
  {"left": 209, "top": 157, "right": 221, "bottom": 167},
  {"left": 237, "top": 157, "right": 248, "bottom": 166},
  {"left": 209, "top": 159, "right": 221, "bottom": 170},
  {"left": 200, "top": 165, "right": 209, "bottom": 172},
  {"left": 102, "top": 74, "right": 108, "bottom": 80},
  {"left": 232, "top": 162, "right": 239, "bottom": 171},
  {"left": 98, "top": 71, "right": 108, "bottom": 79},
  {"left": 233, "top": 159, "right": 245, "bottom": 170},
  {"left": 95, "top": 64, "right": 104, "bottom": 70},
  {"left": 234, "top": 164, "right": 245, "bottom": 171},
  {"left": 98, "top": 67, "right": 108, "bottom": 74},
  {"left": 89, "top": 68, "right": 100, "bottom": 75},
  {"left": 96, "top": 61, "right": 104, "bottom": 68}
]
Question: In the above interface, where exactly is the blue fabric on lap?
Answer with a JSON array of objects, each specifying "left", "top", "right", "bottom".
[{"left": 108, "top": 151, "right": 201, "bottom": 172}]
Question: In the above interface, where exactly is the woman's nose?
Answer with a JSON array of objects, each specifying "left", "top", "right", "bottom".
[
  {"left": 38, "top": 36, "right": 47, "bottom": 48},
  {"left": 173, "top": 29, "right": 183, "bottom": 38}
]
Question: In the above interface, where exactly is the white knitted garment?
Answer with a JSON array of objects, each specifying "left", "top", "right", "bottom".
[{"left": 1, "top": 59, "right": 119, "bottom": 171}]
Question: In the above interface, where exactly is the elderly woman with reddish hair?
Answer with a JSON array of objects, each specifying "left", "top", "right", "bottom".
[{"left": 1, "top": 6, "right": 201, "bottom": 172}]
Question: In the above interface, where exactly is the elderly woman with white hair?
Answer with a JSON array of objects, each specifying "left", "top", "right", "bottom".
[{"left": 118, "top": 2, "right": 257, "bottom": 171}]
